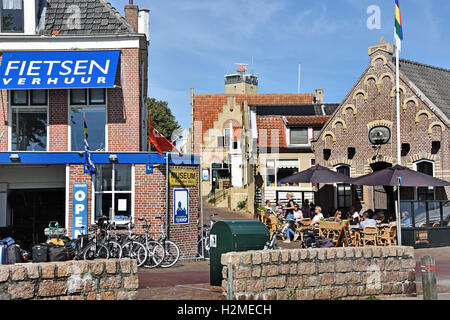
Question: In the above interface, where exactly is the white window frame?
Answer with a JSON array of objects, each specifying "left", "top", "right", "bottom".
[
  {"left": 413, "top": 159, "right": 436, "bottom": 200},
  {"left": 265, "top": 158, "right": 301, "bottom": 189},
  {"left": 8, "top": 89, "right": 49, "bottom": 151},
  {"left": 286, "top": 127, "right": 314, "bottom": 148},
  {"left": 91, "top": 163, "right": 135, "bottom": 225},
  {"left": 68, "top": 88, "right": 108, "bottom": 152}
]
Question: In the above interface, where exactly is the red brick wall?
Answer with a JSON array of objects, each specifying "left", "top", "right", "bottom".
[
  {"left": 107, "top": 48, "right": 141, "bottom": 152},
  {"left": 313, "top": 50, "right": 450, "bottom": 213},
  {"left": 48, "top": 90, "right": 68, "bottom": 151}
]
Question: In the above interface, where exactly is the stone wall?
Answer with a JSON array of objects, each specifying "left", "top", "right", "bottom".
[
  {"left": 220, "top": 246, "right": 416, "bottom": 300},
  {"left": 0, "top": 259, "right": 138, "bottom": 300}
]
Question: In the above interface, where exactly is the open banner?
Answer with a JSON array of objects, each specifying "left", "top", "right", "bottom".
[{"left": 0, "top": 50, "right": 120, "bottom": 89}]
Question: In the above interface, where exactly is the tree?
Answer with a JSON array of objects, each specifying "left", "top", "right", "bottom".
[{"left": 147, "top": 98, "right": 180, "bottom": 151}]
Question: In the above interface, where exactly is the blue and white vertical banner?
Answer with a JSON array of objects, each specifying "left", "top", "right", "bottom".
[
  {"left": 72, "top": 183, "right": 88, "bottom": 239},
  {"left": 0, "top": 50, "right": 120, "bottom": 89},
  {"left": 173, "top": 188, "right": 189, "bottom": 225}
]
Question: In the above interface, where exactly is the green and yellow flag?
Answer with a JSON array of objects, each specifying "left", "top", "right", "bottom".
[{"left": 395, "top": 0, "right": 403, "bottom": 52}]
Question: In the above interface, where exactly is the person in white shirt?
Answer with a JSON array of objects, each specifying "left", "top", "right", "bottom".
[
  {"left": 311, "top": 206, "right": 324, "bottom": 226},
  {"left": 264, "top": 200, "right": 275, "bottom": 215},
  {"left": 293, "top": 204, "right": 303, "bottom": 222}
]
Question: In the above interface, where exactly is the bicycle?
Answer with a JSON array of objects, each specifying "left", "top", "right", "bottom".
[
  {"left": 98, "top": 218, "right": 123, "bottom": 259},
  {"left": 82, "top": 224, "right": 110, "bottom": 260},
  {"left": 119, "top": 222, "right": 148, "bottom": 268},
  {"left": 138, "top": 217, "right": 179, "bottom": 268},
  {"left": 197, "top": 213, "right": 217, "bottom": 259}
]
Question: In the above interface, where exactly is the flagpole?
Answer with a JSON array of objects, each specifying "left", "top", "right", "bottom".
[{"left": 395, "top": 40, "right": 402, "bottom": 246}]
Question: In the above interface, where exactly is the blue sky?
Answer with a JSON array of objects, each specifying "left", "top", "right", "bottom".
[{"left": 109, "top": 0, "right": 450, "bottom": 130}]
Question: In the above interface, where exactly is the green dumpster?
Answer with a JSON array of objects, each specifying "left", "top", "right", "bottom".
[{"left": 209, "top": 220, "right": 269, "bottom": 286}]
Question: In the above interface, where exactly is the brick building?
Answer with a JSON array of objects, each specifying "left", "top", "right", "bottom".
[
  {"left": 190, "top": 65, "right": 326, "bottom": 211},
  {"left": 0, "top": 0, "right": 200, "bottom": 258},
  {"left": 312, "top": 38, "right": 450, "bottom": 247}
]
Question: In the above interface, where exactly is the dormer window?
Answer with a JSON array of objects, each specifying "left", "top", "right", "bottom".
[{"left": 1, "top": 0, "right": 23, "bottom": 33}]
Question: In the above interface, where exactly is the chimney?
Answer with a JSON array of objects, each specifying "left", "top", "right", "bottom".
[{"left": 125, "top": 0, "right": 139, "bottom": 32}]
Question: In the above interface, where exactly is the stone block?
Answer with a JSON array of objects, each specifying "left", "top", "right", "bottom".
[
  {"left": 90, "top": 260, "right": 105, "bottom": 276},
  {"left": 233, "top": 279, "right": 246, "bottom": 292},
  {"left": 393, "top": 271, "right": 408, "bottom": 282},
  {"left": 347, "top": 285, "right": 364, "bottom": 296},
  {"left": 345, "top": 272, "right": 361, "bottom": 284},
  {"left": 317, "top": 249, "right": 326, "bottom": 260},
  {"left": 281, "top": 250, "right": 290, "bottom": 263},
  {"left": 290, "top": 250, "right": 300, "bottom": 262},
  {"left": 261, "top": 265, "right": 278, "bottom": 277},
  {"left": 70, "top": 261, "right": 89, "bottom": 275},
  {"left": 0, "top": 266, "right": 10, "bottom": 282},
  {"left": 99, "top": 291, "right": 115, "bottom": 300},
  {"left": 407, "top": 270, "right": 416, "bottom": 281},
  {"left": 344, "top": 247, "right": 354, "bottom": 258},
  {"left": 38, "top": 281, "right": 67, "bottom": 297},
  {"left": 11, "top": 265, "right": 25, "bottom": 281},
  {"left": 123, "top": 276, "right": 139, "bottom": 289},
  {"left": 314, "top": 287, "right": 331, "bottom": 300},
  {"left": 287, "top": 276, "right": 303, "bottom": 289},
  {"left": 55, "top": 262, "right": 70, "bottom": 277},
  {"left": 105, "top": 260, "right": 117, "bottom": 274},
  {"left": 372, "top": 247, "right": 381, "bottom": 258},
  {"left": 270, "top": 250, "right": 280, "bottom": 262},
  {"left": 119, "top": 259, "right": 131, "bottom": 274},
  {"left": 385, "top": 258, "right": 401, "bottom": 271},
  {"left": 318, "top": 262, "right": 335, "bottom": 273},
  {"left": 233, "top": 267, "right": 251, "bottom": 279},
  {"left": 252, "top": 265, "right": 261, "bottom": 277},
  {"left": 403, "top": 281, "right": 416, "bottom": 296},
  {"left": 320, "top": 274, "right": 334, "bottom": 286},
  {"left": 266, "top": 276, "right": 286, "bottom": 289},
  {"left": 388, "top": 247, "right": 397, "bottom": 257},
  {"left": 8, "top": 281, "right": 35, "bottom": 300},
  {"left": 382, "top": 283, "right": 393, "bottom": 294},
  {"left": 304, "top": 275, "right": 319, "bottom": 287},
  {"left": 354, "top": 248, "right": 362, "bottom": 258},
  {"left": 326, "top": 248, "right": 336, "bottom": 259},
  {"left": 335, "top": 273, "right": 346, "bottom": 285},
  {"left": 297, "top": 262, "right": 316, "bottom": 275},
  {"left": 280, "top": 264, "right": 290, "bottom": 275},
  {"left": 241, "top": 252, "right": 252, "bottom": 265},
  {"left": 289, "top": 263, "right": 297, "bottom": 275},
  {"left": 353, "top": 259, "right": 369, "bottom": 272},
  {"left": 336, "top": 248, "right": 345, "bottom": 259},
  {"left": 296, "top": 288, "right": 314, "bottom": 300},
  {"left": 392, "top": 283, "right": 403, "bottom": 294},
  {"left": 331, "top": 286, "right": 347, "bottom": 299},
  {"left": 60, "top": 295, "right": 84, "bottom": 300},
  {"left": 401, "top": 258, "right": 416, "bottom": 269},
  {"left": 86, "top": 294, "right": 99, "bottom": 300},
  {"left": 300, "top": 249, "right": 308, "bottom": 260},
  {"left": 336, "top": 260, "right": 353, "bottom": 272},
  {"left": 117, "top": 290, "right": 138, "bottom": 300},
  {"left": 276, "top": 290, "right": 288, "bottom": 300},
  {"left": 41, "top": 264, "right": 56, "bottom": 279},
  {"left": 362, "top": 247, "right": 373, "bottom": 258},
  {"left": 261, "top": 251, "right": 271, "bottom": 264},
  {"left": 246, "top": 279, "right": 264, "bottom": 292},
  {"left": 24, "top": 264, "right": 40, "bottom": 279},
  {"left": 308, "top": 249, "right": 318, "bottom": 260},
  {"left": 100, "top": 276, "right": 122, "bottom": 289},
  {"left": 403, "top": 246, "right": 414, "bottom": 258},
  {"left": 252, "top": 252, "right": 262, "bottom": 265}
]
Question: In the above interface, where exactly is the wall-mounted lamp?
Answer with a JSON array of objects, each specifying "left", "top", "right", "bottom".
[
  {"left": 9, "top": 154, "right": 20, "bottom": 161},
  {"left": 109, "top": 154, "right": 118, "bottom": 162}
]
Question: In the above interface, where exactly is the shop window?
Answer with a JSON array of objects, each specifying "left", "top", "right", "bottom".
[
  {"left": 11, "top": 90, "right": 27, "bottom": 105},
  {"left": 89, "top": 88, "right": 106, "bottom": 105},
  {"left": 70, "top": 107, "right": 106, "bottom": 151},
  {"left": 1, "top": 0, "right": 24, "bottom": 33},
  {"left": 276, "top": 159, "right": 299, "bottom": 186},
  {"left": 95, "top": 164, "right": 133, "bottom": 223},
  {"left": 11, "top": 90, "right": 47, "bottom": 106},
  {"left": 289, "top": 128, "right": 308, "bottom": 144},
  {"left": 11, "top": 107, "right": 47, "bottom": 151},
  {"left": 70, "top": 89, "right": 87, "bottom": 105},
  {"left": 336, "top": 165, "right": 351, "bottom": 209},
  {"left": 415, "top": 161, "right": 434, "bottom": 200}
]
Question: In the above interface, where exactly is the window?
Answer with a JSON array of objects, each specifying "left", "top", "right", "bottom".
[
  {"left": 70, "top": 89, "right": 106, "bottom": 151},
  {"left": 10, "top": 90, "right": 48, "bottom": 151},
  {"left": 336, "top": 165, "right": 352, "bottom": 209},
  {"left": 276, "top": 159, "right": 299, "bottom": 187},
  {"left": 289, "top": 128, "right": 308, "bottom": 144},
  {"left": 1, "top": 0, "right": 24, "bottom": 33},
  {"left": 416, "top": 161, "right": 434, "bottom": 200},
  {"left": 95, "top": 164, "right": 133, "bottom": 223}
]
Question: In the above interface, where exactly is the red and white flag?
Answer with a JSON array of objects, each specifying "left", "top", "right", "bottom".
[{"left": 148, "top": 111, "right": 182, "bottom": 155}]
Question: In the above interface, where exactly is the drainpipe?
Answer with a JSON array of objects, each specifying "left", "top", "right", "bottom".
[{"left": 166, "top": 153, "right": 170, "bottom": 239}]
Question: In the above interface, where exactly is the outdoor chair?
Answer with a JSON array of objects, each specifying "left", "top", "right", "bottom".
[
  {"left": 361, "top": 226, "right": 378, "bottom": 246},
  {"left": 294, "top": 218, "right": 312, "bottom": 241},
  {"left": 378, "top": 224, "right": 397, "bottom": 246}
]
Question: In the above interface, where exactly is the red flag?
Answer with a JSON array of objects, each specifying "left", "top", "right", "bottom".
[{"left": 149, "top": 124, "right": 180, "bottom": 155}]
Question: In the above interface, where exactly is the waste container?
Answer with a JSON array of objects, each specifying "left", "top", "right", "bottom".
[{"left": 210, "top": 220, "right": 269, "bottom": 286}]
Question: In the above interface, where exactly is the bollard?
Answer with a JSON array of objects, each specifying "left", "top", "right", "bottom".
[{"left": 421, "top": 255, "right": 437, "bottom": 300}]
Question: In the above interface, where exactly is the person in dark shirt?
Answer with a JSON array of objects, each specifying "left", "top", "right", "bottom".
[
  {"left": 284, "top": 193, "right": 296, "bottom": 218},
  {"left": 301, "top": 199, "right": 311, "bottom": 219}
]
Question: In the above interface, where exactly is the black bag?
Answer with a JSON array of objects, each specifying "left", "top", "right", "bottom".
[
  {"left": 32, "top": 244, "right": 48, "bottom": 263},
  {"left": 316, "top": 236, "right": 334, "bottom": 248},
  {"left": 7, "top": 244, "right": 22, "bottom": 264},
  {"left": 48, "top": 245, "right": 68, "bottom": 262}
]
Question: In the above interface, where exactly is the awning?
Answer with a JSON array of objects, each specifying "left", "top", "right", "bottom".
[{"left": 0, "top": 50, "right": 120, "bottom": 90}]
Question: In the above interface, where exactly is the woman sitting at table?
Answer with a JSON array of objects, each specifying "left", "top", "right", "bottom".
[
  {"left": 311, "top": 206, "right": 324, "bottom": 227},
  {"left": 333, "top": 210, "right": 342, "bottom": 222},
  {"left": 293, "top": 204, "right": 303, "bottom": 224},
  {"left": 350, "top": 212, "right": 360, "bottom": 226}
]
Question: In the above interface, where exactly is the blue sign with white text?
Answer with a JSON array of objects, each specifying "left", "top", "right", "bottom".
[
  {"left": 72, "top": 183, "right": 88, "bottom": 239},
  {"left": 0, "top": 50, "right": 120, "bottom": 89}
]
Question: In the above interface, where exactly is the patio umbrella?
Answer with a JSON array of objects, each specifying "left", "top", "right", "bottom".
[
  {"left": 277, "top": 164, "right": 352, "bottom": 184},
  {"left": 350, "top": 165, "right": 450, "bottom": 187},
  {"left": 350, "top": 164, "right": 450, "bottom": 246}
]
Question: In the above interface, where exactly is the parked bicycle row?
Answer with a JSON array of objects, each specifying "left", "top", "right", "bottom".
[{"left": 0, "top": 217, "right": 180, "bottom": 269}]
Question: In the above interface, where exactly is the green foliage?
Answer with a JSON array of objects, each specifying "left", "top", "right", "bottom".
[
  {"left": 257, "top": 206, "right": 268, "bottom": 212},
  {"left": 208, "top": 197, "right": 216, "bottom": 204},
  {"left": 367, "top": 295, "right": 378, "bottom": 300},
  {"left": 286, "top": 288, "right": 297, "bottom": 300},
  {"left": 237, "top": 198, "right": 248, "bottom": 210},
  {"left": 147, "top": 98, "right": 180, "bottom": 151}
]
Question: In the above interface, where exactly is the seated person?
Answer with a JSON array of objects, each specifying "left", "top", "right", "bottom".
[
  {"left": 293, "top": 204, "right": 303, "bottom": 224},
  {"left": 311, "top": 206, "right": 324, "bottom": 227},
  {"left": 400, "top": 211, "right": 411, "bottom": 227},
  {"left": 301, "top": 199, "right": 311, "bottom": 218},
  {"left": 264, "top": 200, "right": 275, "bottom": 214},
  {"left": 360, "top": 210, "right": 377, "bottom": 229},
  {"left": 333, "top": 210, "right": 343, "bottom": 222},
  {"left": 347, "top": 207, "right": 358, "bottom": 221},
  {"left": 275, "top": 199, "right": 285, "bottom": 216},
  {"left": 350, "top": 212, "right": 360, "bottom": 226},
  {"left": 374, "top": 211, "right": 387, "bottom": 224}
]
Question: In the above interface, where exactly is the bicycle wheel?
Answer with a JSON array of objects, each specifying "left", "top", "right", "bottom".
[
  {"left": 143, "top": 241, "right": 165, "bottom": 268},
  {"left": 82, "top": 242, "right": 110, "bottom": 260},
  {"left": 159, "top": 240, "right": 180, "bottom": 268},
  {"left": 107, "top": 240, "right": 123, "bottom": 259},
  {"left": 122, "top": 241, "right": 148, "bottom": 268},
  {"left": 197, "top": 237, "right": 210, "bottom": 258}
]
